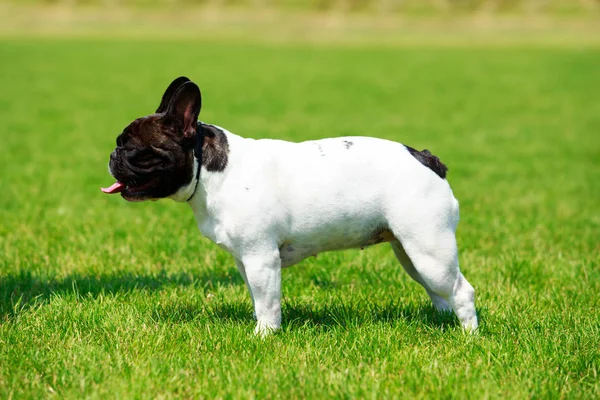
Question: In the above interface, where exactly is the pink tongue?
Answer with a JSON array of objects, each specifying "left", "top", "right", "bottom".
[{"left": 101, "top": 182, "right": 126, "bottom": 194}]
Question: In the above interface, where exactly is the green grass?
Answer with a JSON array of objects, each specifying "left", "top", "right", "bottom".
[{"left": 0, "top": 37, "right": 599, "bottom": 398}]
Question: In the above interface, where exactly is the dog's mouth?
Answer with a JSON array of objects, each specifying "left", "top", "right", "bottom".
[
  {"left": 101, "top": 181, "right": 126, "bottom": 194},
  {"left": 101, "top": 180, "right": 156, "bottom": 201}
]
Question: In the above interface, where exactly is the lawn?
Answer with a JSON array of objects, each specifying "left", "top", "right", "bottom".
[{"left": 0, "top": 36, "right": 599, "bottom": 398}]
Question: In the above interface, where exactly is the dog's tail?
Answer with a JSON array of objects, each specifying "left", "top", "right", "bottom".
[{"left": 405, "top": 145, "right": 448, "bottom": 179}]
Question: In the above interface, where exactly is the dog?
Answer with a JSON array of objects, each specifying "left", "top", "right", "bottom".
[{"left": 103, "top": 77, "right": 478, "bottom": 335}]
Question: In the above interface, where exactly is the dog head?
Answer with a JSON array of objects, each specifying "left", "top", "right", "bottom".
[{"left": 103, "top": 77, "right": 201, "bottom": 202}]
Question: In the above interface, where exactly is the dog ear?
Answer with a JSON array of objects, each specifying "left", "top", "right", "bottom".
[
  {"left": 156, "top": 76, "right": 191, "bottom": 113},
  {"left": 166, "top": 81, "right": 202, "bottom": 138}
]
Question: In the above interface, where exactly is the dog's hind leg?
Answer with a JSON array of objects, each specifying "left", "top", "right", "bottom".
[
  {"left": 390, "top": 240, "right": 451, "bottom": 312},
  {"left": 387, "top": 199, "right": 478, "bottom": 331},
  {"left": 395, "top": 233, "right": 477, "bottom": 331}
]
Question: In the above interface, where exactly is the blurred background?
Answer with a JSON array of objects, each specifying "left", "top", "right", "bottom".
[{"left": 1, "top": 0, "right": 599, "bottom": 43}]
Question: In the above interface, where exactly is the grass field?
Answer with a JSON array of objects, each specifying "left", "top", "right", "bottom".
[{"left": 1, "top": 30, "right": 599, "bottom": 398}]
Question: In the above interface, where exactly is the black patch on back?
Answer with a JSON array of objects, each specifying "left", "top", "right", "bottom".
[
  {"left": 405, "top": 145, "right": 448, "bottom": 179},
  {"left": 198, "top": 123, "right": 229, "bottom": 172},
  {"left": 343, "top": 140, "right": 353, "bottom": 149}
]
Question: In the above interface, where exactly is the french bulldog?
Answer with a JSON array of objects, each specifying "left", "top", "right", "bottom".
[{"left": 103, "top": 77, "right": 478, "bottom": 335}]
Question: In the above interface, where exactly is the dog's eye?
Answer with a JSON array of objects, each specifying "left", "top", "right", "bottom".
[
  {"left": 133, "top": 151, "right": 162, "bottom": 168},
  {"left": 116, "top": 134, "right": 128, "bottom": 147}
]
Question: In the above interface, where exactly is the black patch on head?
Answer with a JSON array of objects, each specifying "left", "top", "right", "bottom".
[
  {"left": 198, "top": 123, "right": 229, "bottom": 172},
  {"left": 109, "top": 78, "right": 203, "bottom": 201},
  {"left": 110, "top": 115, "right": 196, "bottom": 200},
  {"left": 405, "top": 145, "right": 447, "bottom": 179},
  {"left": 343, "top": 140, "right": 353, "bottom": 149}
]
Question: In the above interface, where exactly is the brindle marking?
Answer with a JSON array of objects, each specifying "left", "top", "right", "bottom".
[
  {"left": 111, "top": 115, "right": 195, "bottom": 200},
  {"left": 198, "top": 123, "right": 229, "bottom": 172},
  {"left": 110, "top": 79, "right": 229, "bottom": 201},
  {"left": 405, "top": 145, "right": 448, "bottom": 179}
]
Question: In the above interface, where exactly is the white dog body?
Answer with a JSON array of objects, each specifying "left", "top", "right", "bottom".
[{"left": 174, "top": 128, "right": 478, "bottom": 335}]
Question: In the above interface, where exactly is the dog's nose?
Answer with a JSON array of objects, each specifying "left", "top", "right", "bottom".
[{"left": 108, "top": 151, "right": 117, "bottom": 175}]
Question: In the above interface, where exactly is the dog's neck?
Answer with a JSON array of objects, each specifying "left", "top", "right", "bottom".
[
  {"left": 168, "top": 122, "right": 232, "bottom": 208},
  {"left": 185, "top": 125, "right": 206, "bottom": 202}
]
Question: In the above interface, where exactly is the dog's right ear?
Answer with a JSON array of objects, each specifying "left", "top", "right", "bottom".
[{"left": 156, "top": 76, "right": 191, "bottom": 113}]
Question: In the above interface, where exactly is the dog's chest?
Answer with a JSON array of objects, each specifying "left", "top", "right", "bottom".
[{"left": 196, "top": 217, "right": 233, "bottom": 253}]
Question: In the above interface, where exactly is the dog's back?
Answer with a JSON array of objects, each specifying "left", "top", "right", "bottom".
[{"left": 213, "top": 134, "right": 457, "bottom": 265}]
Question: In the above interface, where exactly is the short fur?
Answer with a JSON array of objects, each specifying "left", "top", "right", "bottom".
[{"left": 106, "top": 77, "right": 478, "bottom": 335}]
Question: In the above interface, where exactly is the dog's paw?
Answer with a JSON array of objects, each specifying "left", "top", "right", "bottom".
[
  {"left": 254, "top": 321, "right": 279, "bottom": 338},
  {"left": 461, "top": 316, "right": 479, "bottom": 334}
]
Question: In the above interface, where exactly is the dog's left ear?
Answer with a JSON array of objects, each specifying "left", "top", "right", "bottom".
[
  {"left": 156, "top": 76, "right": 191, "bottom": 113},
  {"left": 166, "top": 81, "right": 202, "bottom": 138}
]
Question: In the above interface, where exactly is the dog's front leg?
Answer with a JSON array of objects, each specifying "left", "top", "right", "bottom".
[
  {"left": 234, "top": 259, "right": 256, "bottom": 320},
  {"left": 240, "top": 248, "right": 282, "bottom": 336}
]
